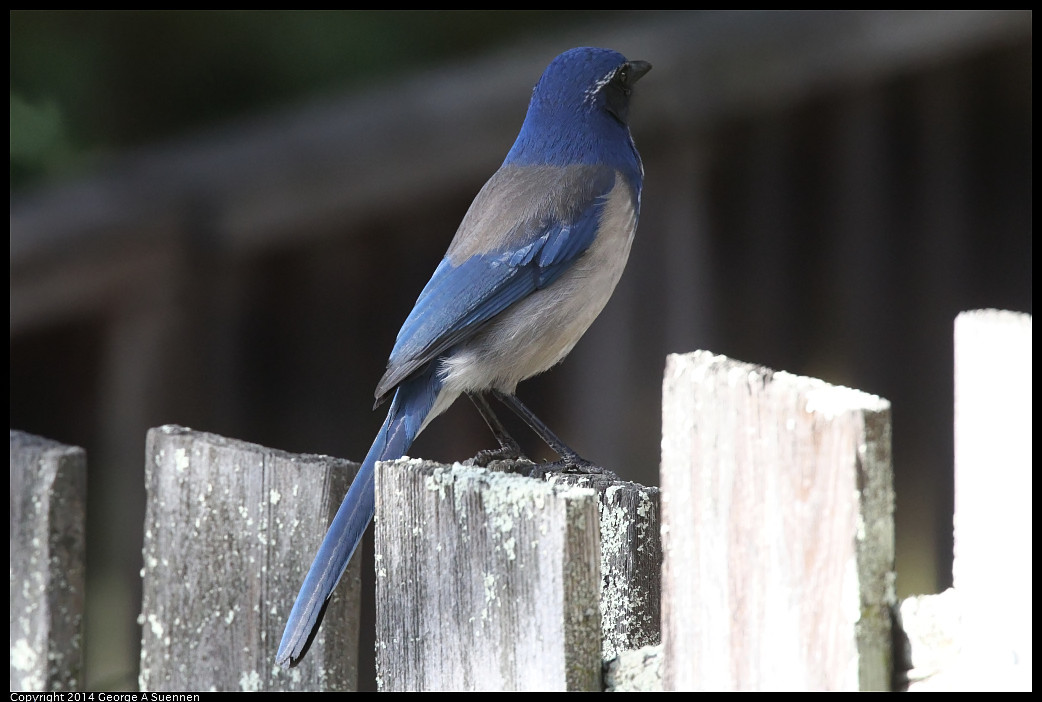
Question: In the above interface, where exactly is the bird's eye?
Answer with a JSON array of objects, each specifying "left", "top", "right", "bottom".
[{"left": 616, "top": 67, "right": 628, "bottom": 84}]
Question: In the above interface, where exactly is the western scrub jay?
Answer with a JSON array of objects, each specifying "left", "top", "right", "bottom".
[{"left": 277, "top": 46, "right": 650, "bottom": 667}]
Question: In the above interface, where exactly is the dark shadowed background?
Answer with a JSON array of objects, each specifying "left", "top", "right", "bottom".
[{"left": 10, "top": 10, "right": 1032, "bottom": 690}]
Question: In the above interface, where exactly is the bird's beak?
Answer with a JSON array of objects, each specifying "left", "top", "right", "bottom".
[{"left": 622, "top": 60, "right": 652, "bottom": 88}]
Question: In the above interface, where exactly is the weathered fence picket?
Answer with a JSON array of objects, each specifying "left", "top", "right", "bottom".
[
  {"left": 373, "top": 459, "right": 660, "bottom": 691},
  {"left": 660, "top": 351, "right": 896, "bottom": 691},
  {"left": 9, "top": 431, "right": 87, "bottom": 692},
  {"left": 897, "top": 309, "right": 1032, "bottom": 691},
  {"left": 952, "top": 309, "right": 1032, "bottom": 688},
  {"left": 138, "top": 426, "right": 361, "bottom": 691}
]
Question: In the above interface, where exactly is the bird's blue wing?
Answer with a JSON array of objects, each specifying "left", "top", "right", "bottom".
[{"left": 374, "top": 164, "right": 617, "bottom": 402}]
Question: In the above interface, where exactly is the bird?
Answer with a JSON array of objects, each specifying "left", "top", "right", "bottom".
[{"left": 277, "top": 46, "right": 650, "bottom": 668}]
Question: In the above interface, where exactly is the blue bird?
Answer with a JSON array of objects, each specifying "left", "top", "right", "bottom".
[{"left": 277, "top": 46, "right": 650, "bottom": 667}]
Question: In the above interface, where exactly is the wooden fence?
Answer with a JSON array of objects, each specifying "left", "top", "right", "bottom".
[{"left": 9, "top": 310, "right": 1030, "bottom": 691}]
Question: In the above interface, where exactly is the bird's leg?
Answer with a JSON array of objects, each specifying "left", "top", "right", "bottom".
[
  {"left": 490, "top": 390, "right": 619, "bottom": 479},
  {"left": 466, "top": 392, "right": 527, "bottom": 466}
]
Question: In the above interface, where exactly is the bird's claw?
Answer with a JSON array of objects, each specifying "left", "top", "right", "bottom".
[
  {"left": 526, "top": 456, "right": 620, "bottom": 481},
  {"left": 466, "top": 437, "right": 527, "bottom": 467}
]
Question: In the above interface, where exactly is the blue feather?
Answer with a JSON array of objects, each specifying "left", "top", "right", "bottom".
[
  {"left": 376, "top": 164, "right": 617, "bottom": 402},
  {"left": 277, "top": 363, "right": 441, "bottom": 667}
]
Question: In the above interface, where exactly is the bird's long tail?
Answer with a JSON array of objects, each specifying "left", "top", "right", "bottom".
[{"left": 276, "top": 364, "right": 441, "bottom": 667}]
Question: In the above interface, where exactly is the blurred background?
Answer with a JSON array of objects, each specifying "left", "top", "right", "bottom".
[{"left": 10, "top": 10, "right": 1032, "bottom": 690}]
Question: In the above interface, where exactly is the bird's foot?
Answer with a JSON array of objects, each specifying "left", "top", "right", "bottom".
[
  {"left": 527, "top": 455, "right": 620, "bottom": 481},
  {"left": 466, "top": 437, "right": 527, "bottom": 467}
]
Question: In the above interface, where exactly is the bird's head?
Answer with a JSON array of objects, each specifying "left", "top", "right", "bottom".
[{"left": 505, "top": 47, "right": 651, "bottom": 169}]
